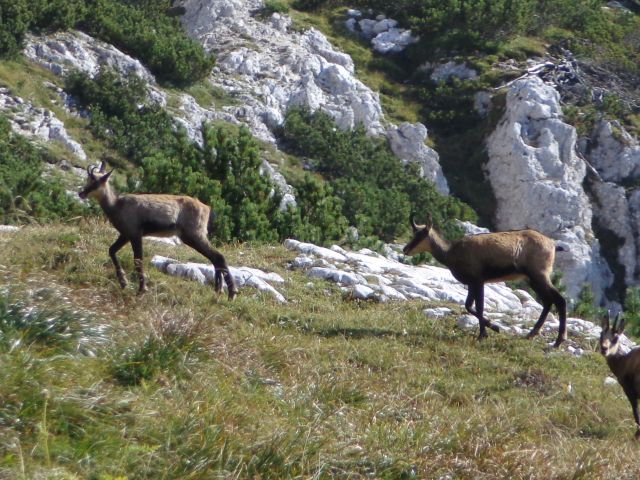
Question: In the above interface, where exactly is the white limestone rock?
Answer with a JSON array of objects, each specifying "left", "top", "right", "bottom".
[
  {"left": 422, "top": 61, "right": 479, "bottom": 83},
  {"left": 457, "top": 315, "right": 479, "bottom": 330},
  {"left": 151, "top": 255, "right": 287, "bottom": 303},
  {"left": 352, "top": 284, "right": 375, "bottom": 300},
  {"left": 177, "top": 0, "right": 445, "bottom": 189},
  {"left": 424, "top": 307, "right": 453, "bottom": 318},
  {"left": 590, "top": 181, "right": 637, "bottom": 287},
  {"left": 0, "top": 87, "right": 87, "bottom": 161},
  {"left": 589, "top": 120, "right": 640, "bottom": 183},
  {"left": 24, "top": 31, "right": 154, "bottom": 82},
  {"left": 387, "top": 123, "right": 448, "bottom": 194},
  {"left": 485, "top": 76, "right": 610, "bottom": 301}
]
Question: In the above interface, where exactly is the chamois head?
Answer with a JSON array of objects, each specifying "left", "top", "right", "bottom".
[
  {"left": 403, "top": 214, "right": 434, "bottom": 256},
  {"left": 600, "top": 311, "right": 625, "bottom": 357},
  {"left": 79, "top": 161, "right": 113, "bottom": 200}
]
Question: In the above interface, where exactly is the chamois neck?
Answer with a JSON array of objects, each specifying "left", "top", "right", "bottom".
[
  {"left": 428, "top": 229, "right": 452, "bottom": 264},
  {"left": 97, "top": 183, "right": 118, "bottom": 211},
  {"left": 606, "top": 353, "right": 627, "bottom": 377}
]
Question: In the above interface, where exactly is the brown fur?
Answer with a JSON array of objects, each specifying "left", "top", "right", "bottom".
[
  {"left": 79, "top": 162, "right": 237, "bottom": 298},
  {"left": 403, "top": 216, "right": 567, "bottom": 346},
  {"left": 600, "top": 312, "right": 640, "bottom": 439}
]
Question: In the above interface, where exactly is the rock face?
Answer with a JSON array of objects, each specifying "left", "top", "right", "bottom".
[
  {"left": 0, "top": 86, "right": 87, "bottom": 162},
  {"left": 589, "top": 120, "right": 640, "bottom": 182},
  {"left": 486, "top": 76, "right": 611, "bottom": 301},
  {"left": 178, "top": 0, "right": 448, "bottom": 192},
  {"left": 586, "top": 119, "right": 640, "bottom": 296},
  {"left": 24, "top": 31, "right": 154, "bottom": 83}
]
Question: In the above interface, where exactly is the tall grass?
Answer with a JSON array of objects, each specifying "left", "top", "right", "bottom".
[{"left": 1, "top": 222, "right": 640, "bottom": 478}]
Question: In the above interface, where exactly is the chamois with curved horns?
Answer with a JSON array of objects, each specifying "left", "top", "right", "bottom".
[
  {"left": 402, "top": 215, "right": 567, "bottom": 346},
  {"left": 79, "top": 161, "right": 237, "bottom": 299},
  {"left": 600, "top": 311, "right": 640, "bottom": 439}
]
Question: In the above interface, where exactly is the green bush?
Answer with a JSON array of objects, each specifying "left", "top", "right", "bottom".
[
  {"left": 0, "top": 0, "right": 213, "bottom": 84},
  {"left": 280, "top": 107, "right": 475, "bottom": 242},
  {"left": 79, "top": 0, "right": 215, "bottom": 86},
  {"left": 0, "top": 117, "right": 87, "bottom": 223},
  {"left": 0, "top": 0, "right": 32, "bottom": 58},
  {"left": 66, "top": 69, "right": 348, "bottom": 244},
  {"left": 262, "top": 0, "right": 291, "bottom": 15},
  {"left": 573, "top": 283, "right": 604, "bottom": 321}
]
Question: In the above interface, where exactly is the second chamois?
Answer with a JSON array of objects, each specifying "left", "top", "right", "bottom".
[
  {"left": 403, "top": 215, "right": 567, "bottom": 346},
  {"left": 79, "top": 161, "right": 237, "bottom": 299}
]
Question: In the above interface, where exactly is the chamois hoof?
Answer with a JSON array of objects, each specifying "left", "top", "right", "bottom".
[
  {"left": 488, "top": 323, "right": 500, "bottom": 333},
  {"left": 552, "top": 337, "right": 566, "bottom": 348},
  {"left": 136, "top": 286, "right": 148, "bottom": 296},
  {"left": 477, "top": 331, "right": 488, "bottom": 341},
  {"left": 228, "top": 290, "right": 238, "bottom": 301},
  {"left": 525, "top": 330, "right": 539, "bottom": 340},
  {"left": 634, "top": 430, "right": 640, "bottom": 441}
]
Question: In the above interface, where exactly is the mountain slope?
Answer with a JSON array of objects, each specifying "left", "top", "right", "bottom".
[{"left": 1, "top": 223, "right": 639, "bottom": 479}]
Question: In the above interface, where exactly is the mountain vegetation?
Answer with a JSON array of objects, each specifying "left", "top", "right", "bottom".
[{"left": 1, "top": 0, "right": 640, "bottom": 476}]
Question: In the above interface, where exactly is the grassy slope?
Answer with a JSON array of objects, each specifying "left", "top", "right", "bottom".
[{"left": 1, "top": 223, "right": 639, "bottom": 479}]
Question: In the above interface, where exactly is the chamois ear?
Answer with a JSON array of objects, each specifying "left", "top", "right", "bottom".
[
  {"left": 425, "top": 213, "right": 433, "bottom": 229},
  {"left": 99, "top": 161, "right": 107, "bottom": 173},
  {"left": 614, "top": 312, "right": 626, "bottom": 334},
  {"left": 99, "top": 169, "right": 114, "bottom": 183}
]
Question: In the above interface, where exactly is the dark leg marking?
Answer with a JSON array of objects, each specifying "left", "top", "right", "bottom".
[
  {"left": 181, "top": 233, "right": 237, "bottom": 300},
  {"left": 109, "top": 234, "right": 130, "bottom": 288},
  {"left": 130, "top": 236, "right": 146, "bottom": 294}
]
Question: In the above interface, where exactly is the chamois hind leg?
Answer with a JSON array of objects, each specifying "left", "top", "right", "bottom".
[
  {"left": 109, "top": 234, "right": 129, "bottom": 288},
  {"left": 526, "top": 274, "right": 567, "bottom": 347},
  {"left": 180, "top": 233, "right": 237, "bottom": 300},
  {"left": 130, "top": 236, "right": 147, "bottom": 294}
]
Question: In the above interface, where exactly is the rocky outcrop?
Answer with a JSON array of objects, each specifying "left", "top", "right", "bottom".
[
  {"left": 0, "top": 85, "right": 87, "bottom": 162},
  {"left": 387, "top": 123, "right": 448, "bottom": 193},
  {"left": 589, "top": 120, "right": 640, "bottom": 183},
  {"left": 590, "top": 181, "right": 637, "bottom": 288},
  {"left": 486, "top": 76, "right": 611, "bottom": 301},
  {"left": 177, "top": 0, "right": 448, "bottom": 192},
  {"left": 345, "top": 11, "right": 419, "bottom": 54},
  {"left": 585, "top": 120, "right": 640, "bottom": 295},
  {"left": 24, "top": 31, "right": 154, "bottom": 83}
]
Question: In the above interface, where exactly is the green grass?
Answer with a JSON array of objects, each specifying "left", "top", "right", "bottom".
[{"left": 1, "top": 221, "right": 640, "bottom": 479}]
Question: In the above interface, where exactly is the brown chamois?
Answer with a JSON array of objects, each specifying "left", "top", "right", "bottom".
[
  {"left": 78, "top": 161, "right": 237, "bottom": 299},
  {"left": 600, "top": 311, "right": 640, "bottom": 439},
  {"left": 402, "top": 215, "right": 567, "bottom": 346}
]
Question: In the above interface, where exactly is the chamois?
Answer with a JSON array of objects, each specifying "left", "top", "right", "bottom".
[
  {"left": 600, "top": 311, "right": 640, "bottom": 439},
  {"left": 402, "top": 215, "right": 567, "bottom": 346},
  {"left": 78, "top": 161, "right": 237, "bottom": 299}
]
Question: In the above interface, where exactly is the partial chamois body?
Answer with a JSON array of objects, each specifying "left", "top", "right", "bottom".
[
  {"left": 403, "top": 216, "right": 567, "bottom": 346},
  {"left": 79, "top": 162, "right": 237, "bottom": 298},
  {"left": 600, "top": 312, "right": 640, "bottom": 439}
]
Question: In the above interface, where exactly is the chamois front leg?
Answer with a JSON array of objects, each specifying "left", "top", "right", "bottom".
[
  {"left": 130, "top": 236, "right": 147, "bottom": 294},
  {"left": 109, "top": 234, "right": 129, "bottom": 289},
  {"left": 621, "top": 382, "right": 640, "bottom": 440},
  {"left": 468, "top": 283, "right": 500, "bottom": 340}
]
